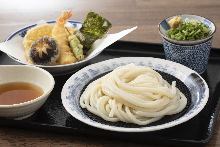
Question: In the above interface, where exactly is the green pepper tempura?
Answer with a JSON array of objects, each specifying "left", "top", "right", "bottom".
[
  {"left": 166, "top": 18, "right": 212, "bottom": 40},
  {"left": 66, "top": 28, "right": 84, "bottom": 61}
]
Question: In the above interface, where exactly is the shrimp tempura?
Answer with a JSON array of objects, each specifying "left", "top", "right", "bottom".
[{"left": 52, "top": 10, "right": 78, "bottom": 65}]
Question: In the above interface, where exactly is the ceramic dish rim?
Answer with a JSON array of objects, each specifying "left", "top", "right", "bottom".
[
  {"left": 0, "top": 65, "right": 55, "bottom": 108},
  {"left": 162, "top": 36, "right": 213, "bottom": 46},
  {"left": 61, "top": 57, "right": 209, "bottom": 132},
  {"left": 158, "top": 14, "right": 216, "bottom": 44}
]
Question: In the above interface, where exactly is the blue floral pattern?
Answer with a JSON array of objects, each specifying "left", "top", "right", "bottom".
[
  {"left": 61, "top": 57, "right": 209, "bottom": 132},
  {"left": 19, "top": 28, "right": 32, "bottom": 38},
  {"left": 162, "top": 38, "right": 212, "bottom": 74}
]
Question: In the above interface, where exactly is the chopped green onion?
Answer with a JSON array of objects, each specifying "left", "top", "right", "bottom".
[{"left": 165, "top": 19, "right": 212, "bottom": 40}]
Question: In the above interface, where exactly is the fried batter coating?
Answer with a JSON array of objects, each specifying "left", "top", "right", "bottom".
[
  {"left": 23, "top": 24, "right": 54, "bottom": 63},
  {"left": 65, "top": 27, "right": 77, "bottom": 38},
  {"left": 58, "top": 50, "right": 78, "bottom": 65},
  {"left": 52, "top": 10, "right": 78, "bottom": 65},
  {"left": 23, "top": 11, "right": 78, "bottom": 65}
]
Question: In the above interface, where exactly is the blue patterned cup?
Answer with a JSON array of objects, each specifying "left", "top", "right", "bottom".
[{"left": 162, "top": 37, "right": 213, "bottom": 74}]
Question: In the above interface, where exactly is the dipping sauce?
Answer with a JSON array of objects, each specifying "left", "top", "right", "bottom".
[{"left": 0, "top": 82, "right": 44, "bottom": 105}]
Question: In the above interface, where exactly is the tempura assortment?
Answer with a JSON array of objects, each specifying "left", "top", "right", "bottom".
[{"left": 23, "top": 11, "right": 112, "bottom": 66}]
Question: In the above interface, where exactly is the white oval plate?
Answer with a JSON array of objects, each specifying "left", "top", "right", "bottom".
[
  {"left": 61, "top": 57, "right": 209, "bottom": 132},
  {"left": 5, "top": 21, "right": 104, "bottom": 76}
]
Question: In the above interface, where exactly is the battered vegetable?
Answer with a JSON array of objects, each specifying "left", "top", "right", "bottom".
[
  {"left": 29, "top": 37, "right": 60, "bottom": 65},
  {"left": 67, "top": 28, "right": 84, "bottom": 61},
  {"left": 166, "top": 18, "right": 212, "bottom": 40},
  {"left": 23, "top": 24, "right": 54, "bottom": 64}
]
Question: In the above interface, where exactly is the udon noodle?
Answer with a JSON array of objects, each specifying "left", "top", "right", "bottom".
[{"left": 80, "top": 64, "right": 187, "bottom": 125}]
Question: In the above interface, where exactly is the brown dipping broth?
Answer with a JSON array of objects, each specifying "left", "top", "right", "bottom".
[{"left": 0, "top": 82, "right": 44, "bottom": 105}]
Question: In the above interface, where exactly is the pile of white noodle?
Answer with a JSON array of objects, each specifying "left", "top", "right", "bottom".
[{"left": 80, "top": 64, "right": 187, "bottom": 125}]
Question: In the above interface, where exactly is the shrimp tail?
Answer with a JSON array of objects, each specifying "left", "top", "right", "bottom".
[{"left": 56, "top": 10, "right": 73, "bottom": 25}]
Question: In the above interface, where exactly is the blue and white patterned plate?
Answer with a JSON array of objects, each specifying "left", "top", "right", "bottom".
[
  {"left": 158, "top": 14, "right": 216, "bottom": 45},
  {"left": 5, "top": 21, "right": 105, "bottom": 76},
  {"left": 61, "top": 57, "right": 209, "bottom": 132}
]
